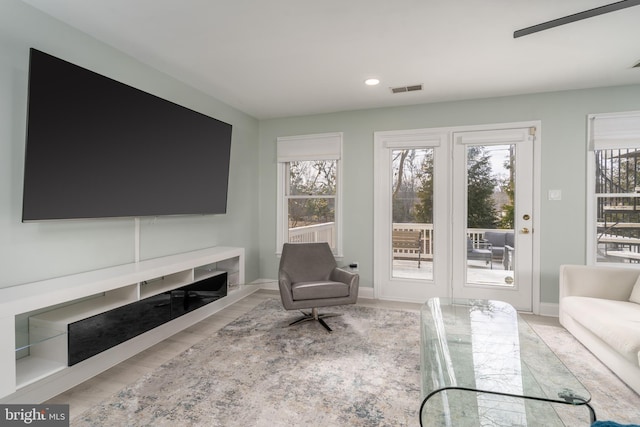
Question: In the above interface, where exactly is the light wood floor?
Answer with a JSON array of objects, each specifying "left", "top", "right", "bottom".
[{"left": 45, "top": 289, "right": 425, "bottom": 421}]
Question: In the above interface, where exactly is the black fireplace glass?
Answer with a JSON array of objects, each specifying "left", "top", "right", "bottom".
[{"left": 67, "top": 273, "right": 227, "bottom": 366}]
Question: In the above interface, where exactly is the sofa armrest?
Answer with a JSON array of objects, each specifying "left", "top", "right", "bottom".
[
  {"left": 503, "top": 245, "right": 515, "bottom": 270},
  {"left": 559, "top": 264, "right": 638, "bottom": 301}
]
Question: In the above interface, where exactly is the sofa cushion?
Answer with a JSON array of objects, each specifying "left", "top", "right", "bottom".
[
  {"left": 484, "top": 231, "right": 506, "bottom": 247},
  {"left": 562, "top": 296, "right": 640, "bottom": 366},
  {"left": 630, "top": 275, "right": 640, "bottom": 304}
]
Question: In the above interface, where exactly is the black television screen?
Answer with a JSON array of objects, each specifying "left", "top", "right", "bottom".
[{"left": 22, "top": 48, "right": 232, "bottom": 221}]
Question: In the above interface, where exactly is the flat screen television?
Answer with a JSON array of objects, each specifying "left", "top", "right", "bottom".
[{"left": 22, "top": 48, "right": 232, "bottom": 221}]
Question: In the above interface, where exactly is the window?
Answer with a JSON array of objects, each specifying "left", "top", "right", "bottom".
[
  {"left": 587, "top": 111, "right": 640, "bottom": 265},
  {"left": 277, "top": 133, "right": 342, "bottom": 255}
]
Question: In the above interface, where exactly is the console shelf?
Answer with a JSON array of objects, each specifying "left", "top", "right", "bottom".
[
  {"left": 0, "top": 246, "right": 247, "bottom": 403},
  {"left": 16, "top": 355, "right": 66, "bottom": 388},
  {"left": 139, "top": 270, "right": 192, "bottom": 299}
]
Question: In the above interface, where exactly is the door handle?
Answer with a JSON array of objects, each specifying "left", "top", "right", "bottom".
[{"left": 520, "top": 227, "right": 530, "bottom": 234}]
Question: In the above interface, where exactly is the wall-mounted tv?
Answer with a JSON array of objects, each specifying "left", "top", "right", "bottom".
[{"left": 22, "top": 48, "right": 232, "bottom": 221}]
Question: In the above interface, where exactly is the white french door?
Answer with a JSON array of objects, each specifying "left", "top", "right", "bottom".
[
  {"left": 373, "top": 130, "right": 450, "bottom": 302},
  {"left": 451, "top": 127, "right": 536, "bottom": 312},
  {"left": 374, "top": 123, "right": 539, "bottom": 311}
]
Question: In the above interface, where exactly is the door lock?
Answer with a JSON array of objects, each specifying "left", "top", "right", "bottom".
[{"left": 523, "top": 214, "right": 530, "bottom": 220}]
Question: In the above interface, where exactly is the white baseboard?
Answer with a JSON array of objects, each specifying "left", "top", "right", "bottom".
[
  {"left": 538, "top": 302, "right": 559, "bottom": 317},
  {"left": 251, "top": 278, "right": 278, "bottom": 291},
  {"left": 254, "top": 278, "right": 556, "bottom": 316},
  {"left": 357, "top": 287, "right": 374, "bottom": 299}
]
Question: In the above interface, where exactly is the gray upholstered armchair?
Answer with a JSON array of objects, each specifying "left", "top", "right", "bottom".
[{"left": 278, "top": 242, "right": 359, "bottom": 332}]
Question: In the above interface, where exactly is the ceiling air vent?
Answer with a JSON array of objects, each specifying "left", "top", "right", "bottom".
[{"left": 391, "top": 84, "right": 423, "bottom": 94}]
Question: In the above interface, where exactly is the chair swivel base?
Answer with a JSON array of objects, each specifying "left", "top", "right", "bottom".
[{"left": 289, "top": 307, "right": 342, "bottom": 332}]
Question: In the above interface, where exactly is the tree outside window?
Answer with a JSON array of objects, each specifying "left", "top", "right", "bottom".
[
  {"left": 392, "top": 147, "right": 511, "bottom": 229},
  {"left": 286, "top": 160, "right": 337, "bottom": 249}
]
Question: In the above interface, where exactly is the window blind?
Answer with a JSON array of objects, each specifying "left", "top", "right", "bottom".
[
  {"left": 589, "top": 111, "right": 640, "bottom": 150},
  {"left": 454, "top": 128, "right": 532, "bottom": 146},
  {"left": 277, "top": 132, "right": 342, "bottom": 162}
]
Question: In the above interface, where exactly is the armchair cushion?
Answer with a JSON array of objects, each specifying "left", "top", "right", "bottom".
[{"left": 292, "top": 281, "right": 350, "bottom": 300}]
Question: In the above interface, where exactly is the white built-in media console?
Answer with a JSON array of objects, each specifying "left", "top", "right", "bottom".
[{"left": 0, "top": 246, "right": 250, "bottom": 403}]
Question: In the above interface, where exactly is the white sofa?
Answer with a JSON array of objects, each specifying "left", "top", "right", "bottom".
[{"left": 559, "top": 264, "right": 640, "bottom": 395}]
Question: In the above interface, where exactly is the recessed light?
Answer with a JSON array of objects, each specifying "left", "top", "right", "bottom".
[{"left": 364, "top": 78, "right": 380, "bottom": 86}]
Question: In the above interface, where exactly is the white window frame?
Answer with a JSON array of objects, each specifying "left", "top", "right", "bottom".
[
  {"left": 276, "top": 132, "right": 343, "bottom": 256},
  {"left": 587, "top": 110, "right": 640, "bottom": 265}
]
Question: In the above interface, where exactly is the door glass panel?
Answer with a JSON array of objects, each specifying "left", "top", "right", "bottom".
[
  {"left": 391, "top": 148, "right": 433, "bottom": 280},
  {"left": 594, "top": 148, "right": 640, "bottom": 263},
  {"left": 465, "top": 144, "right": 516, "bottom": 287}
]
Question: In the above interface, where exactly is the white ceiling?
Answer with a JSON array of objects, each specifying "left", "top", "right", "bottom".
[{"left": 20, "top": 0, "right": 640, "bottom": 119}]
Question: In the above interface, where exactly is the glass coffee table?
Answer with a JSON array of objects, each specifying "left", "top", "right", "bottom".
[{"left": 420, "top": 298, "right": 596, "bottom": 426}]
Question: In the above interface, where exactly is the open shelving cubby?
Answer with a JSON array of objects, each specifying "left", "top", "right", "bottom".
[
  {"left": 196, "top": 255, "right": 241, "bottom": 290},
  {"left": 15, "top": 330, "right": 67, "bottom": 389},
  {"left": 1, "top": 246, "right": 247, "bottom": 404},
  {"left": 139, "top": 270, "right": 192, "bottom": 300}
]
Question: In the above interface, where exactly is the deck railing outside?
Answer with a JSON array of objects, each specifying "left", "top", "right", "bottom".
[
  {"left": 288, "top": 222, "right": 335, "bottom": 248},
  {"left": 392, "top": 223, "right": 511, "bottom": 260},
  {"left": 288, "top": 222, "right": 511, "bottom": 261}
]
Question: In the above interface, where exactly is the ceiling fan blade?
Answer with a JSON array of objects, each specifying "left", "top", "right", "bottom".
[{"left": 514, "top": 0, "right": 640, "bottom": 38}]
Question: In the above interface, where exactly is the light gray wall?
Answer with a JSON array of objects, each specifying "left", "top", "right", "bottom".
[
  {"left": 258, "top": 85, "right": 640, "bottom": 304},
  {"left": 4, "top": 0, "right": 640, "bottom": 307},
  {"left": 0, "top": 0, "right": 260, "bottom": 289}
]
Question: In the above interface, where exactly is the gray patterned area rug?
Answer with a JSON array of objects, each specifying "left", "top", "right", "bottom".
[{"left": 74, "top": 300, "right": 422, "bottom": 427}]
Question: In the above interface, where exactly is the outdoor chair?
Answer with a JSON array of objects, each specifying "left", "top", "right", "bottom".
[
  {"left": 278, "top": 242, "right": 359, "bottom": 332},
  {"left": 392, "top": 229, "right": 423, "bottom": 267},
  {"left": 483, "top": 231, "right": 516, "bottom": 264},
  {"left": 466, "top": 237, "right": 493, "bottom": 269}
]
